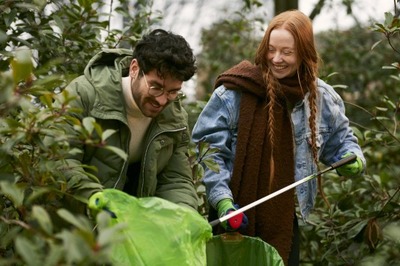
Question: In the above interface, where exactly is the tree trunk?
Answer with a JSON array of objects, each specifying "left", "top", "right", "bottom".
[{"left": 274, "top": 0, "right": 298, "bottom": 15}]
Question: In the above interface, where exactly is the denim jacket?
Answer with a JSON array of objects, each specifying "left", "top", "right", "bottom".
[{"left": 192, "top": 78, "right": 365, "bottom": 220}]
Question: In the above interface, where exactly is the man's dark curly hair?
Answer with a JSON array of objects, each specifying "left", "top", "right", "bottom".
[{"left": 132, "top": 29, "right": 196, "bottom": 81}]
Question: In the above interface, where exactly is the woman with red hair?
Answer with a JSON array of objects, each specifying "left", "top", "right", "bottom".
[{"left": 192, "top": 10, "right": 365, "bottom": 265}]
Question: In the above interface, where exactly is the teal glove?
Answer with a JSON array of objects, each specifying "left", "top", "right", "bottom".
[
  {"left": 216, "top": 199, "right": 248, "bottom": 231},
  {"left": 217, "top": 199, "right": 235, "bottom": 218},
  {"left": 336, "top": 152, "right": 364, "bottom": 176}
]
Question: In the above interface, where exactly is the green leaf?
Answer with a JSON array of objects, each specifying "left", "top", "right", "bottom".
[
  {"left": 346, "top": 219, "right": 369, "bottom": 239},
  {"left": 187, "top": 146, "right": 196, "bottom": 157},
  {"left": 198, "top": 141, "right": 209, "bottom": 154},
  {"left": 373, "top": 116, "right": 390, "bottom": 121},
  {"left": 383, "top": 221, "right": 400, "bottom": 242},
  {"left": 76, "top": 182, "right": 103, "bottom": 190},
  {"left": 93, "top": 122, "right": 103, "bottom": 137},
  {"left": 203, "top": 159, "right": 220, "bottom": 173},
  {"left": 15, "top": 237, "right": 42, "bottom": 266},
  {"left": 198, "top": 141, "right": 220, "bottom": 158},
  {"left": 68, "top": 147, "right": 83, "bottom": 156},
  {"left": 194, "top": 164, "right": 205, "bottom": 180},
  {"left": 326, "top": 72, "right": 340, "bottom": 78},
  {"left": 56, "top": 230, "right": 92, "bottom": 264},
  {"left": 384, "top": 12, "right": 394, "bottom": 26},
  {"left": 101, "top": 129, "right": 116, "bottom": 142},
  {"left": 4, "top": 117, "right": 23, "bottom": 128},
  {"left": 52, "top": 15, "right": 65, "bottom": 32},
  {"left": 375, "top": 107, "right": 388, "bottom": 112},
  {"left": 39, "top": 93, "right": 54, "bottom": 108},
  {"left": 57, "top": 209, "right": 91, "bottom": 231},
  {"left": 371, "top": 40, "right": 382, "bottom": 50},
  {"left": 340, "top": 179, "right": 353, "bottom": 193},
  {"left": 97, "top": 220, "right": 127, "bottom": 247},
  {"left": 0, "top": 29, "right": 7, "bottom": 44},
  {"left": 383, "top": 98, "right": 396, "bottom": 110},
  {"left": 0, "top": 181, "right": 25, "bottom": 208},
  {"left": 206, "top": 147, "right": 219, "bottom": 155},
  {"left": 82, "top": 117, "right": 95, "bottom": 134},
  {"left": 31, "top": 205, "right": 53, "bottom": 235},
  {"left": 332, "top": 84, "right": 348, "bottom": 89},
  {"left": 26, "top": 187, "right": 52, "bottom": 204},
  {"left": 351, "top": 126, "right": 364, "bottom": 143},
  {"left": 371, "top": 174, "right": 382, "bottom": 185},
  {"left": 2, "top": 8, "right": 16, "bottom": 27},
  {"left": 103, "top": 145, "right": 128, "bottom": 161},
  {"left": 43, "top": 243, "right": 63, "bottom": 266},
  {"left": 10, "top": 47, "right": 33, "bottom": 83}
]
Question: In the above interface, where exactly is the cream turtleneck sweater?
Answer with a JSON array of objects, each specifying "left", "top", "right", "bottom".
[{"left": 122, "top": 77, "right": 152, "bottom": 163}]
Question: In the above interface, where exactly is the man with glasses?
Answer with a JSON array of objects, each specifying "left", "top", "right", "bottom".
[{"left": 63, "top": 29, "right": 198, "bottom": 211}]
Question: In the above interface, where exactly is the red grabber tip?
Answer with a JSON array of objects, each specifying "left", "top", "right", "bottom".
[{"left": 227, "top": 211, "right": 243, "bottom": 229}]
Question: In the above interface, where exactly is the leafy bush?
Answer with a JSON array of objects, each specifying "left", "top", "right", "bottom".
[
  {"left": 0, "top": 45, "right": 120, "bottom": 265},
  {"left": 0, "top": 0, "right": 158, "bottom": 264},
  {"left": 299, "top": 12, "right": 400, "bottom": 265}
]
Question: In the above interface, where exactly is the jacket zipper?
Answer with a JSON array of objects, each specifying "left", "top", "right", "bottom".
[{"left": 113, "top": 124, "right": 131, "bottom": 189}]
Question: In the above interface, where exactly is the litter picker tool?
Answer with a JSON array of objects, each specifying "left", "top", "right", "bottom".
[{"left": 209, "top": 154, "right": 357, "bottom": 227}]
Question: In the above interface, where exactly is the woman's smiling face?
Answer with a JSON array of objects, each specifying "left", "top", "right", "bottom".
[{"left": 267, "top": 28, "right": 298, "bottom": 79}]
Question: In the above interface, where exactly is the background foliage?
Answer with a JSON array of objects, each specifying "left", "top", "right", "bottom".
[
  {"left": 301, "top": 12, "right": 400, "bottom": 264},
  {"left": 0, "top": 0, "right": 157, "bottom": 264},
  {"left": 1, "top": 0, "right": 399, "bottom": 265}
]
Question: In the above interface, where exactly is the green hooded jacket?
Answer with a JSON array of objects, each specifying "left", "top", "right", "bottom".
[{"left": 63, "top": 48, "right": 198, "bottom": 210}]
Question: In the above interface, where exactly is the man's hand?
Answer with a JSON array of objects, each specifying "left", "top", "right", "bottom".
[
  {"left": 217, "top": 199, "right": 248, "bottom": 231},
  {"left": 336, "top": 152, "right": 364, "bottom": 176}
]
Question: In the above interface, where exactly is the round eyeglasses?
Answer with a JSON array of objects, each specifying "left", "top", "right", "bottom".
[{"left": 141, "top": 71, "right": 181, "bottom": 101}]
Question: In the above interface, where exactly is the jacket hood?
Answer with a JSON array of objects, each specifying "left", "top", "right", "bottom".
[
  {"left": 84, "top": 48, "right": 133, "bottom": 77},
  {"left": 83, "top": 49, "right": 133, "bottom": 121},
  {"left": 84, "top": 48, "right": 133, "bottom": 95}
]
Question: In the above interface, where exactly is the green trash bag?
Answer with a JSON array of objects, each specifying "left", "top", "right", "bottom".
[
  {"left": 206, "top": 233, "right": 284, "bottom": 266},
  {"left": 88, "top": 189, "right": 213, "bottom": 266}
]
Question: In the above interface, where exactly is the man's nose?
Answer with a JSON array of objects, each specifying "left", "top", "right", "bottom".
[{"left": 155, "top": 92, "right": 169, "bottom": 105}]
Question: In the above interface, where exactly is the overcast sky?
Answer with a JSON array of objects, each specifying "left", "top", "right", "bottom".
[
  {"left": 149, "top": 0, "right": 395, "bottom": 54},
  {"left": 300, "top": 0, "right": 394, "bottom": 33},
  {"left": 107, "top": 1, "right": 395, "bottom": 52}
]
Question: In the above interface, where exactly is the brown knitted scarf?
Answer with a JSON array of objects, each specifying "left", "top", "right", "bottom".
[{"left": 213, "top": 60, "right": 304, "bottom": 265}]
